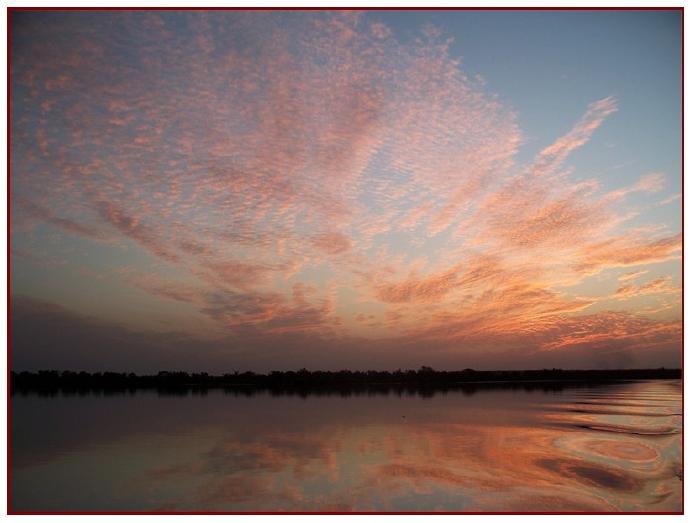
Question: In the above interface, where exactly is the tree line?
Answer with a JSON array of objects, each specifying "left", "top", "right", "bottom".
[{"left": 10, "top": 366, "right": 681, "bottom": 392}]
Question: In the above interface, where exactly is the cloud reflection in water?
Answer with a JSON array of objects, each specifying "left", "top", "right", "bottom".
[{"left": 10, "top": 380, "right": 681, "bottom": 512}]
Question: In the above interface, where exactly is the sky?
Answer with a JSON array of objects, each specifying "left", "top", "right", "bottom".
[{"left": 10, "top": 10, "right": 682, "bottom": 372}]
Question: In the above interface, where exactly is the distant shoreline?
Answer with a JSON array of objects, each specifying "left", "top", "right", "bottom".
[{"left": 10, "top": 368, "right": 682, "bottom": 394}]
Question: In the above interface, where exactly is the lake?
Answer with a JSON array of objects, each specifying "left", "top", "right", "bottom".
[{"left": 10, "top": 379, "right": 682, "bottom": 512}]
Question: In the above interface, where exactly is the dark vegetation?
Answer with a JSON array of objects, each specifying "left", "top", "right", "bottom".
[{"left": 10, "top": 367, "right": 681, "bottom": 397}]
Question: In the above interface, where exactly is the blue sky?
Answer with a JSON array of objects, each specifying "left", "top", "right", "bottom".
[{"left": 376, "top": 11, "right": 681, "bottom": 183}]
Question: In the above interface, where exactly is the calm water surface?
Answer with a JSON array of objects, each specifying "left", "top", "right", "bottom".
[{"left": 11, "top": 380, "right": 681, "bottom": 512}]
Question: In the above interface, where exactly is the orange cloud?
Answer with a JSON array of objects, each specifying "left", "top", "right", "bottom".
[
  {"left": 574, "top": 234, "right": 681, "bottom": 275},
  {"left": 617, "top": 270, "right": 649, "bottom": 283},
  {"left": 614, "top": 276, "right": 679, "bottom": 301},
  {"left": 376, "top": 265, "right": 460, "bottom": 304}
]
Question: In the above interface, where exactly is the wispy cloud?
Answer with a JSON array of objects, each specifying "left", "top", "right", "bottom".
[{"left": 530, "top": 97, "right": 617, "bottom": 177}]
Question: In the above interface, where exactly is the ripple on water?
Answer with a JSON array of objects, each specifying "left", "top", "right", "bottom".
[
  {"left": 583, "top": 439, "right": 658, "bottom": 462},
  {"left": 554, "top": 406, "right": 679, "bottom": 418},
  {"left": 552, "top": 433, "right": 663, "bottom": 476},
  {"left": 533, "top": 381, "right": 681, "bottom": 511},
  {"left": 536, "top": 457, "right": 644, "bottom": 492},
  {"left": 580, "top": 424, "right": 679, "bottom": 436}
]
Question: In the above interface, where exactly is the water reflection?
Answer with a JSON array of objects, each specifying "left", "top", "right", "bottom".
[
  {"left": 10, "top": 380, "right": 681, "bottom": 512},
  {"left": 12, "top": 380, "right": 603, "bottom": 398}
]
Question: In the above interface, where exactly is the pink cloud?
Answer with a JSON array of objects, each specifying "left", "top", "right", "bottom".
[
  {"left": 202, "top": 261, "right": 274, "bottom": 290},
  {"left": 310, "top": 232, "right": 352, "bottom": 255},
  {"left": 96, "top": 200, "right": 179, "bottom": 263},
  {"left": 531, "top": 97, "right": 617, "bottom": 177}
]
